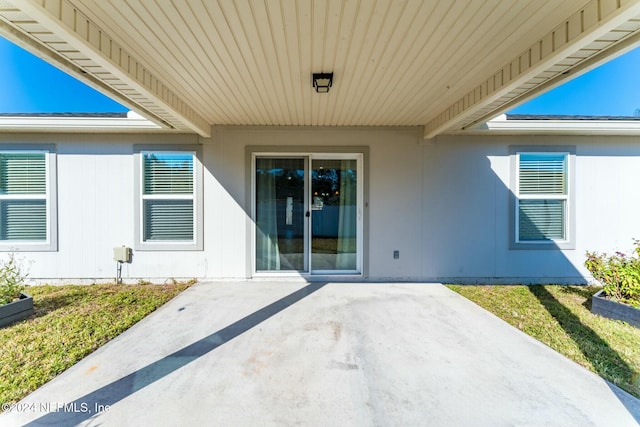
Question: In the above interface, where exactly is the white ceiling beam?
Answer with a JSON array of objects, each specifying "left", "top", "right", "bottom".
[
  {"left": 14, "top": 0, "right": 210, "bottom": 137},
  {"left": 423, "top": 0, "right": 640, "bottom": 139}
]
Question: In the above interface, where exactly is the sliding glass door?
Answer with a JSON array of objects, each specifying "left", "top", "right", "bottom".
[{"left": 254, "top": 154, "right": 361, "bottom": 275}]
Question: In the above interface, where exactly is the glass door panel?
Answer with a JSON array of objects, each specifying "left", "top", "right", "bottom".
[
  {"left": 310, "top": 159, "right": 358, "bottom": 272},
  {"left": 255, "top": 158, "right": 306, "bottom": 271}
]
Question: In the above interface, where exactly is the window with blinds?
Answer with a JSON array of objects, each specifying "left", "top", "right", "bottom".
[
  {"left": 0, "top": 152, "right": 48, "bottom": 242},
  {"left": 142, "top": 152, "right": 195, "bottom": 242},
  {"left": 516, "top": 152, "right": 568, "bottom": 242}
]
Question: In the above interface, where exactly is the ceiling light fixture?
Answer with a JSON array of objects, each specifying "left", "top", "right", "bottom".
[{"left": 312, "top": 72, "right": 333, "bottom": 93}]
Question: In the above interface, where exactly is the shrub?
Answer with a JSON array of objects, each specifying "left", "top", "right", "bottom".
[
  {"left": 0, "top": 253, "right": 28, "bottom": 305},
  {"left": 585, "top": 240, "right": 640, "bottom": 308}
]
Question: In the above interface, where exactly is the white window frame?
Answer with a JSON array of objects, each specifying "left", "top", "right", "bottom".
[
  {"left": 509, "top": 146, "right": 575, "bottom": 250},
  {"left": 0, "top": 144, "right": 57, "bottom": 252},
  {"left": 134, "top": 145, "right": 203, "bottom": 251}
]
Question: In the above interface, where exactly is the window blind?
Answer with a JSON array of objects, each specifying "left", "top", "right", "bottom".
[
  {"left": 519, "top": 153, "right": 566, "bottom": 195},
  {"left": 0, "top": 153, "right": 47, "bottom": 241},
  {"left": 143, "top": 153, "right": 193, "bottom": 194},
  {"left": 143, "top": 200, "right": 194, "bottom": 241},
  {"left": 0, "top": 153, "right": 46, "bottom": 195},
  {"left": 518, "top": 200, "right": 564, "bottom": 241},
  {"left": 517, "top": 153, "right": 567, "bottom": 242},
  {"left": 142, "top": 152, "right": 195, "bottom": 242}
]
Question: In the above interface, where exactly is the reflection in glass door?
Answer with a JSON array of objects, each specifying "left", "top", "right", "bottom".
[
  {"left": 310, "top": 159, "right": 358, "bottom": 273},
  {"left": 254, "top": 154, "right": 361, "bottom": 275}
]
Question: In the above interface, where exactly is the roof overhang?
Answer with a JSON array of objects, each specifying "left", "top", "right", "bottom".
[
  {"left": 0, "top": 111, "right": 162, "bottom": 133},
  {"left": 1, "top": 1, "right": 640, "bottom": 139},
  {"left": 423, "top": 1, "right": 640, "bottom": 138},
  {"left": 466, "top": 114, "right": 640, "bottom": 135}
]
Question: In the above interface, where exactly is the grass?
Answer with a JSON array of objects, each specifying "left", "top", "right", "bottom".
[
  {"left": 0, "top": 282, "right": 192, "bottom": 407},
  {"left": 447, "top": 284, "right": 640, "bottom": 398}
]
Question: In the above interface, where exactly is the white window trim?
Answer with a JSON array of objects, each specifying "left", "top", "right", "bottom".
[
  {"left": 509, "top": 146, "right": 575, "bottom": 250},
  {"left": 0, "top": 144, "right": 57, "bottom": 252},
  {"left": 134, "top": 145, "right": 203, "bottom": 251}
]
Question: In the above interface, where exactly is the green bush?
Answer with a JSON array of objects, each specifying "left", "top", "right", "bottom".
[
  {"left": 0, "top": 253, "right": 28, "bottom": 305},
  {"left": 585, "top": 240, "right": 640, "bottom": 308}
]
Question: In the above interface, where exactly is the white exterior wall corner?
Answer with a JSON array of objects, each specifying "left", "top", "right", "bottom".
[{"left": 1, "top": 128, "right": 639, "bottom": 284}]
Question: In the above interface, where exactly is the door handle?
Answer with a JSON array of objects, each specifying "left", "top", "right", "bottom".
[{"left": 305, "top": 211, "right": 310, "bottom": 218}]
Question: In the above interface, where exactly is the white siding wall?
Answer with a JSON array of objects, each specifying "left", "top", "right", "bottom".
[{"left": 1, "top": 129, "right": 640, "bottom": 283}]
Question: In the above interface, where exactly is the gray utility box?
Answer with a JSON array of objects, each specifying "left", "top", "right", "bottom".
[{"left": 113, "top": 246, "right": 132, "bottom": 263}]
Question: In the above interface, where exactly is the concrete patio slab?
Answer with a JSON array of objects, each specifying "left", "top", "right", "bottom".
[{"left": 1, "top": 281, "right": 639, "bottom": 426}]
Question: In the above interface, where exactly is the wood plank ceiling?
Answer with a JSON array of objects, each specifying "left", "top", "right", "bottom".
[{"left": 1, "top": 0, "right": 640, "bottom": 137}]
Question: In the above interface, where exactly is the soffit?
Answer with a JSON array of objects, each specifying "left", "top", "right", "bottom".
[{"left": 0, "top": 0, "right": 640, "bottom": 138}]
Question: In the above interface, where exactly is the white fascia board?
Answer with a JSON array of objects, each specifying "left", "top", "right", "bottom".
[
  {"left": 471, "top": 114, "right": 640, "bottom": 135},
  {"left": 0, "top": 111, "right": 163, "bottom": 133}
]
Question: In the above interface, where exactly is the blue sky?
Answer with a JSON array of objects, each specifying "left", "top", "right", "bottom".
[
  {"left": 1, "top": 35, "right": 640, "bottom": 116},
  {"left": 0, "top": 37, "right": 126, "bottom": 113},
  {"left": 509, "top": 47, "right": 640, "bottom": 116}
]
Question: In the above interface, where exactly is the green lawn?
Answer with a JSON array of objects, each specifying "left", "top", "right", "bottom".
[
  {"left": 447, "top": 285, "right": 640, "bottom": 398},
  {"left": 0, "top": 283, "right": 192, "bottom": 407}
]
